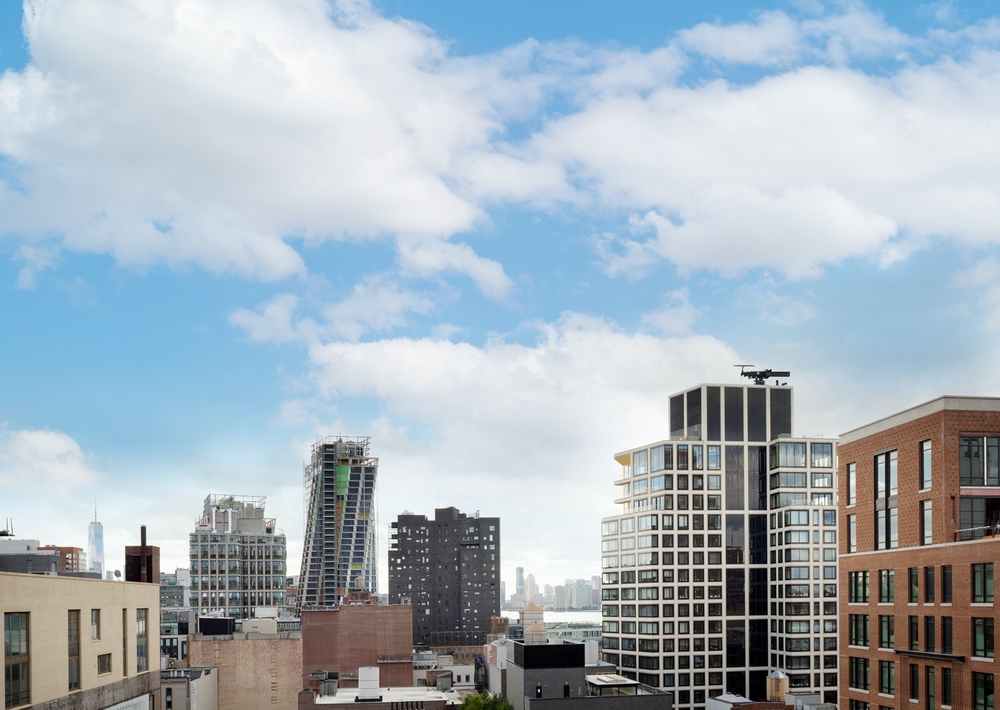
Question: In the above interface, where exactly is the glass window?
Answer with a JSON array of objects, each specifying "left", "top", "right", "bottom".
[
  {"left": 879, "top": 614, "right": 894, "bottom": 649},
  {"left": 942, "top": 566, "right": 952, "bottom": 603},
  {"left": 921, "top": 501, "right": 933, "bottom": 546},
  {"left": 973, "top": 563, "right": 994, "bottom": 603},
  {"left": 707, "top": 446, "right": 721, "bottom": 470},
  {"left": 634, "top": 450, "right": 648, "bottom": 476},
  {"left": 812, "top": 472, "right": 833, "bottom": 488},
  {"left": 910, "top": 568, "right": 919, "bottom": 603},
  {"left": 880, "top": 569, "right": 894, "bottom": 603},
  {"left": 848, "top": 515, "right": 857, "bottom": 553},
  {"left": 879, "top": 660, "right": 895, "bottom": 696},
  {"left": 769, "top": 442, "right": 807, "bottom": 469},
  {"left": 848, "top": 463, "right": 856, "bottom": 505},
  {"left": 136, "top": 609, "right": 148, "bottom": 672},
  {"left": 68, "top": 610, "right": 80, "bottom": 692},
  {"left": 90, "top": 609, "right": 100, "bottom": 640},
  {"left": 974, "top": 618, "right": 995, "bottom": 658},
  {"left": 4, "top": 613, "right": 30, "bottom": 709},
  {"left": 921, "top": 440, "right": 932, "bottom": 489},
  {"left": 972, "top": 672, "right": 994, "bottom": 710},
  {"left": 811, "top": 443, "right": 833, "bottom": 468}
]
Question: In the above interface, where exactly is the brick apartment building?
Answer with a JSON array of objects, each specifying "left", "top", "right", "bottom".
[{"left": 838, "top": 396, "right": 998, "bottom": 710}]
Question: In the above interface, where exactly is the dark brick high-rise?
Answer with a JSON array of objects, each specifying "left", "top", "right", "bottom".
[{"left": 389, "top": 507, "right": 500, "bottom": 645}]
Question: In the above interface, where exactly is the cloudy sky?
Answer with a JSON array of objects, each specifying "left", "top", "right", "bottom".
[{"left": 4, "top": 0, "right": 1000, "bottom": 592}]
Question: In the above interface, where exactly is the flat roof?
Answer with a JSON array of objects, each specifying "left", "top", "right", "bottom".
[
  {"left": 587, "top": 674, "right": 639, "bottom": 687},
  {"left": 316, "top": 688, "right": 460, "bottom": 705},
  {"left": 840, "top": 396, "right": 1000, "bottom": 444}
]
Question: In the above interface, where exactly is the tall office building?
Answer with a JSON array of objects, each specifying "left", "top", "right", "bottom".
[
  {"left": 838, "top": 396, "right": 1000, "bottom": 710},
  {"left": 299, "top": 436, "right": 378, "bottom": 611},
  {"left": 87, "top": 504, "right": 104, "bottom": 576},
  {"left": 516, "top": 567, "right": 525, "bottom": 597},
  {"left": 600, "top": 380, "right": 839, "bottom": 708},
  {"left": 389, "top": 507, "right": 500, "bottom": 645},
  {"left": 188, "top": 494, "right": 287, "bottom": 618}
]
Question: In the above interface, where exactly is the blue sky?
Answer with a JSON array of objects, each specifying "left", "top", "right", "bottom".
[{"left": 4, "top": 0, "right": 1000, "bottom": 591}]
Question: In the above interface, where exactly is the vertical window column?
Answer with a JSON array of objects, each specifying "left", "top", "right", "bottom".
[{"left": 4, "top": 613, "right": 30, "bottom": 710}]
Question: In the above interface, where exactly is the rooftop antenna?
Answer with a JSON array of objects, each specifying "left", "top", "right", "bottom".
[
  {"left": 0, "top": 518, "right": 13, "bottom": 537},
  {"left": 736, "top": 365, "right": 791, "bottom": 386}
]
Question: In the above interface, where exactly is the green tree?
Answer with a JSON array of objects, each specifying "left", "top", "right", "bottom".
[{"left": 460, "top": 692, "right": 512, "bottom": 710}]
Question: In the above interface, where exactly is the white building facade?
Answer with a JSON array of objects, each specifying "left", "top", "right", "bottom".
[{"left": 600, "top": 382, "right": 839, "bottom": 710}]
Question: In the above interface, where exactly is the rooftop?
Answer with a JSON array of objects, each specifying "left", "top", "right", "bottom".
[
  {"left": 840, "top": 395, "right": 1000, "bottom": 444},
  {"left": 315, "top": 687, "right": 460, "bottom": 705}
]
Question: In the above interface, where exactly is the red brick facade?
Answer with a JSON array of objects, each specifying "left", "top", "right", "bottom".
[
  {"left": 838, "top": 399, "right": 1000, "bottom": 710},
  {"left": 301, "top": 605, "right": 414, "bottom": 688}
]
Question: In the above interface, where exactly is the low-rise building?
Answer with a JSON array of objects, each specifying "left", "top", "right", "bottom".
[
  {"left": 160, "top": 668, "right": 218, "bottom": 710},
  {"left": 1, "top": 570, "right": 160, "bottom": 710},
  {"left": 187, "top": 630, "right": 302, "bottom": 710},
  {"left": 506, "top": 640, "right": 671, "bottom": 710},
  {"left": 301, "top": 601, "right": 413, "bottom": 688}
]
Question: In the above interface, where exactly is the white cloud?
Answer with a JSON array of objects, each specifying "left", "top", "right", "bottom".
[
  {"left": 641, "top": 288, "right": 701, "bottom": 335},
  {"left": 3, "top": 0, "right": 1000, "bottom": 290},
  {"left": 953, "top": 255, "right": 1000, "bottom": 328},
  {"left": 678, "top": 11, "right": 803, "bottom": 66},
  {"left": 230, "top": 275, "right": 436, "bottom": 343},
  {"left": 0, "top": 427, "right": 102, "bottom": 490},
  {"left": 322, "top": 274, "right": 435, "bottom": 340},
  {"left": 0, "top": 0, "right": 517, "bottom": 289},
  {"left": 12, "top": 243, "right": 59, "bottom": 289},
  {"left": 294, "top": 312, "right": 742, "bottom": 584},
  {"left": 736, "top": 275, "right": 818, "bottom": 325}
]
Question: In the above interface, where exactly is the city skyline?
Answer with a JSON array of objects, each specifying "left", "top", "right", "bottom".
[{"left": 8, "top": 0, "right": 1000, "bottom": 591}]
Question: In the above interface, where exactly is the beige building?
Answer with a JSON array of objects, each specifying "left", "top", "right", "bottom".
[
  {"left": 1, "top": 571, "right": 160, "bottom": 710},
  {"left": 187, "top": 632, "right": 301, "bottom": 710}
]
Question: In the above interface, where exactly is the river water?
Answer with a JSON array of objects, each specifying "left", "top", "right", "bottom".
[{"left": 501, "top": 609, "right": 602, "bottom": 624}]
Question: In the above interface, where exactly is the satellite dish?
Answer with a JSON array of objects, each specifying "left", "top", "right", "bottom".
[{"left": 114, "top": 570, "right": 121, "bottom": 579}]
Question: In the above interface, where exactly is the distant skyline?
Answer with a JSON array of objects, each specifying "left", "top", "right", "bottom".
[{"left": 5, "top": 0, "right": 1000, "bottom": 589}]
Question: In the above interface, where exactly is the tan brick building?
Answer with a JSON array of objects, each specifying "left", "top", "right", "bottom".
[
  {"left": 838, "top": 396, "right": 999, "bottom": 710},
  {"left": 1, "top": 571, "right": 160, "bottom": 710},
  {"left": 187, "top": 632, "right": 302, "bottom": 710}
]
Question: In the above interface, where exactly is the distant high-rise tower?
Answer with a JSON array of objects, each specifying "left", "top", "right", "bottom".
[
  {"left": 87, "top": 504, "right": 105, "bottom": 576},
  {"left": 189, "top": 495, "right": 286, "bottom": 618},
  {"left": 298, "top": 436, "right": 378, "bottom": 611},
  {"left": 515, "top": 566, "right": 524, "bottom": 597},
  {"left": 389, "top": 507, "right": 500, "bottom": 645}
]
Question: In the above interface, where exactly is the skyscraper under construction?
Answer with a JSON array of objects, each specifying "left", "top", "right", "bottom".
[{"left": 298, "top": 436, "right": 378, "bottom": 611}]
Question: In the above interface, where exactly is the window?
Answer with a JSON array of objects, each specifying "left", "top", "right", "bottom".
[
  {"left": 910, "top": 664, "right": 920, "bottom": 701},
  {"left": 850, "top": 571, "right": 870, "bottom": 603},
  {"left": 921, "top": 441, "right": 932, "bottom": 489},
  {"left": 921, "top": 502, "right": 933, "bottom": 545},
  {"left": 98, "top": 654, "right": 112, "bottom": 675},
  {"left": 910, "top": 568, "right": 919, "bottom": 603},
  {"left": 974, "top": 618, "right": 995, "bottom": 659},
  {"left": 848, "top": 462, "right": 857, "bottom": 505},
  {"left": 849, "top": 657, "right": 870, "bottom": 691},
  {"left": 136, "top": 609, "right": 148, "bottom": 672},
  {"left": 68, "top": 610, "right": 80, "bottom": 692},
  {"left": 850, "top": 614, "right": 870, "bottom": 646},
  {"left": 879, "top": 615, "right": 895, "bottom": 649},
  {"left": 942, "top": 616, "right": 952, "bottom": 654},
  {"left": 770, "top": 442, "right": 807, "bottom": 468},
  {"left": 812, "top": 472, "right": 833, "bottom": 488},
  {"left": 879, "top": 660, "right": 895, "bottom": 696},
  {"left": 849, "top": 515, "right": 857, "bottom": 553},
  {"left": 942, "top": 668, "right": 952, "bottom": 707},
  {"left": 942, "top": 565, "right": 952, "bottom": 604},
  {"left": 880, "top": 569, "right": 895, "bottom": 603},
  {"left": 909, "top": 616, "right": 919, "bottom": 651},
  {"left": 926, "top": 567, "right": 935, "bottom": 604},
  {"left": 927, "top": 667, "right": 935, "bottom": 710},
  {"left": 811, "top": 442, "right": 833, "bottom": 468},
  {"left": 602, "top": 521, "right": 619, "bottom": 536},
  {"left": 961, "top": 437, "right": 1000, "bottom": 486},
  {"left": 4, "top": 613, "right": 29, "bottom": 709},
  {"left": 91, "top": 609, "right": 100, "bottom": 640},
  {"left": 972, "top": 672, "right": 993, "bottom": 710},
  {"left": 925, "top": 616, "right": 935, "bottom": 653},
  {"left": 875, "top": 451, "right": 898, "bottom": 549},
  {"left": 973, "top": 563, "right": 994, "bottom": 603}
]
